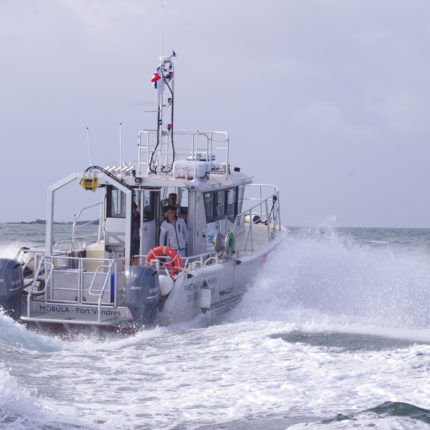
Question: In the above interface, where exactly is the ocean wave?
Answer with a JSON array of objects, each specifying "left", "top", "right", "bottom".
[
  {"left": 233, "top": 228, "right": 430, "bottom": 331},
  {"left": 0, "top": 365, "right": 89, "bottom": 430},
  {"left": 0, "top": 310, "right": 62, "bottom": 353},
  {"left": 287, "top": 401, "right": 430, "bottom": 429},
  {"left": 0, "top": 243, "right": 23, "bottom": 260}
]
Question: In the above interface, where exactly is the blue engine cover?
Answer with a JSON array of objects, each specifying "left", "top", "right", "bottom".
[
  {"left": 0, "top": 258, "right": 24, "bottom": 319},
  {"left": 125, "top": 266, "right": 160, "bottom": 327}
]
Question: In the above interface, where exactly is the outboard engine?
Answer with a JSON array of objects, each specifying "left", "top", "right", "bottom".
[
  {"left": 125, "top": 266, "right": 160, "bottom": 328},
  {"left": 0, "top": 259, "right": 24, "bottom": 320}
]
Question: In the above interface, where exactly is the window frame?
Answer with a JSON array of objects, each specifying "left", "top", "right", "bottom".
[
  {"left": 226, "top": 187, "right": 238, "bottom": 222},
  {"left": 204, "top": 192, "right": 216, "bottom": 223},
  {"left": 137, "top": 189, "right": 156, "bottom": 222},
  {"left": 237, "top": 185, "right": 245, "bottom": 215},
  {"left": 106, "top": 186, "right": 126, "bottom": 218},
  {"left": 106, "top": 186, "right": 157, "bottom": 221},
  {"left": 214, "top": 190, "right": 226, "bottom": 220},
  {"left": 204, "top": 188, "right": 240, "bottom": 223}
]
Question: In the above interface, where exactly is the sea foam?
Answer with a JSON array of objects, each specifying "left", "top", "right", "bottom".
[{"left": 233, "top": 228, "right": 430, "bottom": 332}]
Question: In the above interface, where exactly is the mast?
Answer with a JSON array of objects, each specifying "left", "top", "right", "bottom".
[{"left": 149, "top": 52, "right": 176, "bottom": 174}]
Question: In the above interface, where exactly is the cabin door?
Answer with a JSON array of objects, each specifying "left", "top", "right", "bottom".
[{"left": 135, "top": 189, "right": 158, "bottom": 256}]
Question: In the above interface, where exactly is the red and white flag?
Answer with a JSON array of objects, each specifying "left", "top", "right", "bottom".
[{"left": 151, "top": 70, "right": 161, "bottom": 88}]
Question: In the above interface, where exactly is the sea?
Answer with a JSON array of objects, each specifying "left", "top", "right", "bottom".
[{"left": 1, "top": 223, "right": 430, "bottom": 429}]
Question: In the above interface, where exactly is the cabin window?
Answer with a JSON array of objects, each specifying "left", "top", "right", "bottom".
[
  {"left": 107, "top": 186, "right": 126, "bottom": 218},
  {"left": 237, "top": 186, "right": 245, "bottom": 215},
  {"left": 134, "top": 189, "right": 155, "bottom": 221},
  {"left": 204, "top": 192, "right": 215, "bottom": 222},
  {"left": 214, "top": 190, "right": 225, "bottom": 219},
  {"left": 143, "top": 190, "right": 155, "bottom": 221},
  {"left": 226, "top": 187, "right": 238, "bottom": 222},
  {"left": 204, "top": 190, "right": 228, "bottom": 222}
]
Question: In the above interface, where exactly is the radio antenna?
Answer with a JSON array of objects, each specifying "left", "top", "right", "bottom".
[
  {"left": 119, "top": 122, "right": 123, "bottom": 177},
  {"left": 85, "top": 127, "right": 92, "bottom": 165},
  {"left": 160, "top": 3, "right": 165, "bottom": 59}
]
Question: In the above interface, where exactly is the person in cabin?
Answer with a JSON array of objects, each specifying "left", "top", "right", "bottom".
[
  {"left": 166, "top": 192, "right": 188, "bottom": 221},
  {"left": 162, "top": 192, "right": 178, "bottom": 207},
  {"left": 131, "top": 201, "right": 140, "bottom": 258},
  {"left": 168, "top": 192, "right": 180, "bottom": 208},
  {"left": 162, "top": 192, "right": 180, "bottom": 214},
  {"left": 160, "top": 205, "right": 188, "bottom": 257}
]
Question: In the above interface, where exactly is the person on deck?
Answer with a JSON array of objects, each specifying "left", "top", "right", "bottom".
[{"left": 160, "top": 205, "right": 188, "bottom": 257}]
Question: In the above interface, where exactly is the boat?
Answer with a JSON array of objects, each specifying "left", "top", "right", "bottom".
[{"left": 0, "top": 52, "right": 286, "bottom": 330}]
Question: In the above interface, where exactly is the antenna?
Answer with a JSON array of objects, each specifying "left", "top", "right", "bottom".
[
  {"left": 160, "top": 3, "right": 165, "bottom": 59},
  {"left": 119, "top": 122, "right": 123, "bottom": 177},
  {"left": 149, "top": 52, "right": 176, "bottom": 174},
  {"left": 147, "top": 4, "right": 176, "bottom": 174},
  {"left": 85, "top": 127, "right": 92, "bottom": 165}
]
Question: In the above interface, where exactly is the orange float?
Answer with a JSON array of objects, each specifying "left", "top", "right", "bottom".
[{"left": 146, "top": 246, "right": 183, "bottom": 278}]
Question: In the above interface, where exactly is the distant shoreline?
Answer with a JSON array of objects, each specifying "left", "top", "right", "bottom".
[{"left": 5, "top": 219, "right": 98, "bottom": 226}]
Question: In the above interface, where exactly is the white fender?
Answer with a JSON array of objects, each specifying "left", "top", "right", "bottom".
[
  {"left": 199, "top": 282, "right": 211, "bottom": 309},
  {"left": 159, "top": 274, "right": 174, "bottom": 296}
]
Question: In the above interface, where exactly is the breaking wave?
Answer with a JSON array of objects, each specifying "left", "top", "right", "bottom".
[
  {"left": 0, "top": 310, "right": 61, "bottom": 353},
  {"left": 234, "top": 228, "right": 430, "bottom": 332},
  {"left": 0, "top": 364, "right": 87, "bottom": 430},
  {"left": 0, "top": 243, "right": 23, "bottom": 260}
]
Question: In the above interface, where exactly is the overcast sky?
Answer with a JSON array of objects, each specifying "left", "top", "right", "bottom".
[{"left": 1, "top": 0, "right": 430, "bottom": 227}]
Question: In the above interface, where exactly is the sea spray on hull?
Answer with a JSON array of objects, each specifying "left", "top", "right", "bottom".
[{"left": 233, "top": 228, "right": 430, "bottom": 330}]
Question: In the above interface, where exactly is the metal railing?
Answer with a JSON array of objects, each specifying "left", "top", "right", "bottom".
[
  {"left": 16, "top": 247, "right": 45, "bottom": 277},
  {"left": 136, "top": 251, "right": 220, "bottom": 276},
  {"left": 71, "top": 202, "right": 104, "bottom": 251},
  {"left": 232, "top": 184, "right": 282, "bottom": 255},
  {"left": 137, "top": 129, "right": 229, "bottom": 178},
  {"left": 89, "top": 260, "right": 115, "bottom": 323},
  {"left": 26, "top": 255, "right": 123, "bottom": 321}
]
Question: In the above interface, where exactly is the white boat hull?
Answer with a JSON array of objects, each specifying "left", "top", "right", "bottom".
[
  {"left": 157, "top": 232, "right": 284, "bottom": 325},
  {"left": 12, "top": 231, "right": 284, "bottom": 330}
]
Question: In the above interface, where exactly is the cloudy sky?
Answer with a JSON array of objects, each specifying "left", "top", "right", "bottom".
[{"left": 1, "top": 0, "right": 430, "bottom": 227}]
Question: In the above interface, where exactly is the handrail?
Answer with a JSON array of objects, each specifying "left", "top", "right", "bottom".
[
  {"left": 72, "top": 201, "right": 104, "bottom": 250},
  {"left": 54, "top": 236, "right": 95, "bottom": 253},
  {"left": 26, "top": 257, "right": 54, "bottom": 319},
  {"left": 232, "top": 184, "right": 281, "bottom": 254},
  {"left": 137, "top": 129, "right": 229, "bottom": 178},
  {"left": 16, "top": 248, "right": 45, "bottom": 275},
  {"left": 91, "top": 260, "right": 115, "bottom": 323},
  {"left": 88, "top": 263, "right": 112, "bottom": 296},
  {"left": 26, "top": 255, "right": 121, "bottom": 320},
  {"left": 183, "top": 251, "right": 219, "bottom": 267},
  {"left": 138, "top": 251, "right": 219, "bottom": 275},
  {"left": 16, "top": 245, "right": 44, "bottom": 260}
]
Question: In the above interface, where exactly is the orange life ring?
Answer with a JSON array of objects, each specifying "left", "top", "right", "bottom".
[{"left": 146, "top": 246, "right": 183, "bottom": 278}]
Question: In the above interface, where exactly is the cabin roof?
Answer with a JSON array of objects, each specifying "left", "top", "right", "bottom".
[{"left": 119, "top": 170, "right": 252, "bottom": 190}]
